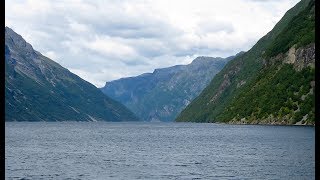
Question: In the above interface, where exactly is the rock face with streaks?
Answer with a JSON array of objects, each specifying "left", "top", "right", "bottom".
[{"left": 5, "top": 27, "right": 139, "bottom": 122}]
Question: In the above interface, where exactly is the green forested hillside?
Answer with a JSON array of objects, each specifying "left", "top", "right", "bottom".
[
  {"left": 176, "top": 0, "right": 315, "bottom": 125},
  {"left": 264, "top": 0, "right": 315, "bottom": 58}
]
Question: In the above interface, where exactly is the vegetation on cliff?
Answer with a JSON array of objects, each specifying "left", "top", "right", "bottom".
[{"left": 176, "top": 0, "right": 314, "bottom": 125}]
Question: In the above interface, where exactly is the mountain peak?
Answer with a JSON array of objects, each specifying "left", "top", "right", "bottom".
[
  {"left": 191, "top": 56, "right": 224, "bottom": 64},
  {"left": 5, "top": 26, "right": 34, "bottom": 53}
]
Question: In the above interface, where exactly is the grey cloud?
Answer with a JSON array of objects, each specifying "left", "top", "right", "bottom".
[
  {"left": 121, "top": 58, "right": 150, "bottom": 66},
  {"left": 81, "top": 15, "right": 181, "bottom": 39}
]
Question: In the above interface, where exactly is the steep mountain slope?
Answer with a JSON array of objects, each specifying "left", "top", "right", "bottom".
[
  {"left": 5, "top": 27, "right": 139, "bottom": 122},
  {"left": 101, "top": 55, "right": 239, "bottom": 121},
  {"left": 176, "top": 0, "right": 315, "bottom": 125}
]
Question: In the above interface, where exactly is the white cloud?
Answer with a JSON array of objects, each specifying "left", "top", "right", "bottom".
[
  {"left": 43, "top": 51, "right": 58, "bottom": 60},
  {"left": 5, "top": 0, "right": 300, "bottom": 87}
]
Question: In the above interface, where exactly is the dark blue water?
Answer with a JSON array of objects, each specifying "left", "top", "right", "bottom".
[{"left": 5, "top": 122, "right": 314, "bottom": 179}]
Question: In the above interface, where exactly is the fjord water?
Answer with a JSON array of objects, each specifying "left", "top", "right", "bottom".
[{"left": 6, "top": 122, "right": 314, "bottom": 179}]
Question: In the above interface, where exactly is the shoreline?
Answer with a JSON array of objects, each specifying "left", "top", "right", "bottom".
[{"left": 5, "top": 121, "right": 315, "bottom": 127}]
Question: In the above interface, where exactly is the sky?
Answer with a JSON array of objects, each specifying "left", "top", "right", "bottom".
[{"left": 5, "top": 0, "right": 300, "bottom": 87}]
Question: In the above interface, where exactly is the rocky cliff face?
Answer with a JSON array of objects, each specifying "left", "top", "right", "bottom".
[
  {"left": 5, "top": 27, "right": 139, "bottom": 122},
  {"left": 283, "top": 43, "right": 315, "bottom": 70},
  {"left": 101, "top": 55, "right": 240, "bottom": 121}
]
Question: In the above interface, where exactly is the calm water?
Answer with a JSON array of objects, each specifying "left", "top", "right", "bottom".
[{"left": 5, "top": 122, "right": 314, "bottom": 180}]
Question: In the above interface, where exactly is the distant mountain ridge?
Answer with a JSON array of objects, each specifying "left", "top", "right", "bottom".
[
  {"left": 101, "top": 54, "right": 241, "bottom": 121},
  {"left": 5, "top": 27, "right": 139, "bottom": 122},
  {"left": 176, "top": 0, "right": 315, "bottom": 125}
]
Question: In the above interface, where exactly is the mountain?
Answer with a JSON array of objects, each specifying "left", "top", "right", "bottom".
[
  {"left": 5, "top": 27, "right": 139, "bottom": 122},
  {"left": 176, "top": 0, "right": 315, "bottom": 125},
  {"left": 101, "top": 54, "right": 240, "bottom": 122}
]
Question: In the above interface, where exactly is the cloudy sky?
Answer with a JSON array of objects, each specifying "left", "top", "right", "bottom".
[{"left": 5, "top": 0, "right": 300, "bottom": 87}]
